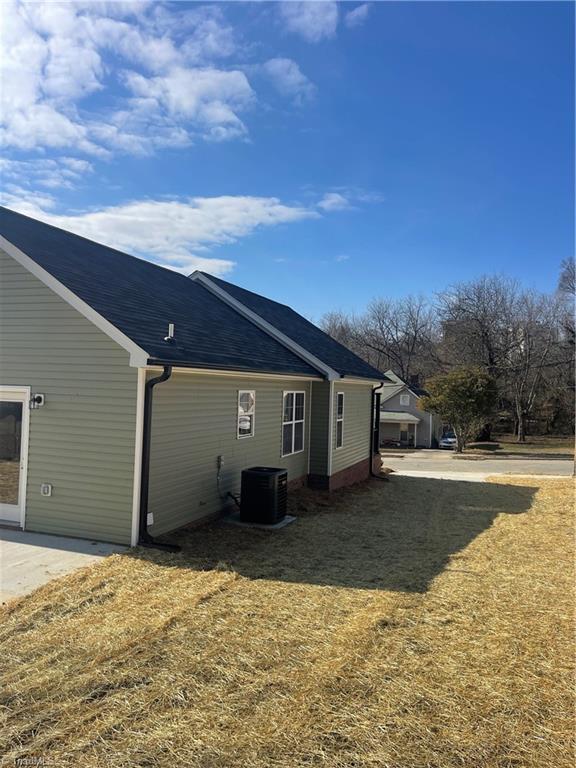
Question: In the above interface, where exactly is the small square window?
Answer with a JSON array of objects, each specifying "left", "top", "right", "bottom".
[
  {"left": 238, "top": 390, "right": 255, "bottom": 438},
  {"left": 400, "top": 393, "right": 410, "bottom": 406}
]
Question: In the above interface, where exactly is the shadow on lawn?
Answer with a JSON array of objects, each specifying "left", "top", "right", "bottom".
[{"left": 137, "top": 475, "right": 538, "bottom": 593}]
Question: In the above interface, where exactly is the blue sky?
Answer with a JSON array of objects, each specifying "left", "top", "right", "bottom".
[{"left": 1, "top": 1, "right": 573, "bottom": 320}]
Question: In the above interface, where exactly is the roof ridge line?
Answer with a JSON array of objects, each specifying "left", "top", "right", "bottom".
[
  {"left": 190, "top": 272, "right": 340, "bottom": 381},
  {"left": 202, "top": 272, "right": 294, "bottom": 310}
]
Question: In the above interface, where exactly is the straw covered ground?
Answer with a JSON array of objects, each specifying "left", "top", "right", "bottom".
[{"left": 1, "top": 475, "right": 574, "bottom": 767}]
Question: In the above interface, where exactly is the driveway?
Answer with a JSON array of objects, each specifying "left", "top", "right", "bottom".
[
  {"left": 380, "top": 449, "right": 574, "bottom": 482},
  {"left": 0, "top": 528, "right": 125, "bottom": 603}
]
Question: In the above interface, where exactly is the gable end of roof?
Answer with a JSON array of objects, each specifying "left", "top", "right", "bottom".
[{"left": 0, "top": 234, "right": 149, "bottom": 367}]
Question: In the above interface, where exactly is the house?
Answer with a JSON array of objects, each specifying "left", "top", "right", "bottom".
[
  {"left": 0, "top": 206, "right": 385, "bottom": 547},
  {"left": 379, "top": 370, "right": 442, "bottom": 448}
]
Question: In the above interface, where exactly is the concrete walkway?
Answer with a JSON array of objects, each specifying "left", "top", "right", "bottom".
[
  {"left": 0, "top": 528, "right": 125, "bottom": 604},
  {"left": 381, "top": 449, "right": 574, "bottom": 481}
]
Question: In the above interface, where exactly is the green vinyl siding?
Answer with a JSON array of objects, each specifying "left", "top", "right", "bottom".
[
  {"left": 148, "top": 373, "right": 312, "bottom": 536},
  {"left": 331, "top": 383, "right": 372, "bottom": 474},
  {"left": 309, "top": 380, "right": 330, "bottom": 475},
  {"left": 0, "top": 248, "right": 137, "bottom": 544}
]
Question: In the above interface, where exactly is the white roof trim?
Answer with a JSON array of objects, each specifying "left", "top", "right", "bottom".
[
  {"left": 0, "top": 235, "right": 149, "bottom": 367},
  {"left": 380, "top": 382, "right": 422, "bottom": 404},
  {"left": 380, "top": 411, "right": 421, "bottom": 423},
  {"left": 339, "top": 377, "right": 384, "bottom": 385},
  {"left": 190, "top": 271, "right": 340, "bottom": 381}
]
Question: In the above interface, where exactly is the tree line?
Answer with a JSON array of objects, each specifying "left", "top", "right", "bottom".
[{"left": 321, "top": 260, "right": 575, "bottom": 441}]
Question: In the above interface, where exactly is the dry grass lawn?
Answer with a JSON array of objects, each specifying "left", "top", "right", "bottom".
[
  {"left": 468, "top": 434, "right": 574, "bottom": 458},
  {"left": 0, "top": 459, "right": 20, "bottom": 505},
  {"left": 1, "top": 475, "right": 574, "bottom": 767}
]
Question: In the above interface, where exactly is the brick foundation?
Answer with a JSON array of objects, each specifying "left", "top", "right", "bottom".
[
  {"left": 288, "top": 475, "right": 307, "bottom": 492},
  {"left": 308, "top": 455, "right": 378, "bottom": 492}
]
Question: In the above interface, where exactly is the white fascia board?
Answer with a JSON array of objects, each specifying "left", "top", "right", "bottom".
[
  {"left": 383, "top": 369, "right": 403, "bottom": 384},
  {"left": 0, "top": 235, "right": 149, "bottom": 367},
  {"left": 146, "top": 365, "right": 322, "bottom": 382},
  {"left": 340, "top": 377, "right": 385, "bottom": 386},
  {"left": 190, "top": 272, "right": 339, "bottom": 381}
]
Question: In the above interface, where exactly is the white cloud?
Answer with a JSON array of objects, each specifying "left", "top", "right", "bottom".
[
  {"left": 122, "top": 66, "right": 254, "bottom": 142},
  {"left": 0, "top": 1, "right": 255, "bottom": 156},
  {"left": 318, "top": 192, "right": 350, "bottom": 211},
  {"left": 334, "top": 254, "right": 350, "bottom": 262},
  {"left": 345, "top": 3, "right": 371, "bottom": 29},
  {"left": 279, "top": 1, "right": 338, "bottom": 43},
  {"left": 1, "top": 194, "right": 320, "bottom": 276},
  {"left": 1, "top": 156, "right": 94, "bottom": 190},
  {"left": 262, "top": 58, "right": 316, "bottom": 105}
]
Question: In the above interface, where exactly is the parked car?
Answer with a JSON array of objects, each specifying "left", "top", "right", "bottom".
[
  {"left": 380, "top": 438, "right": 402, "bottom": 449},
  {"left": 439, "top": 432, "right": 457, "bottom": 450}
]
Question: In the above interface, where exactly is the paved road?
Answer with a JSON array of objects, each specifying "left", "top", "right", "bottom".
[
  {"left": 0, "top": 528, "right": 125, "bottom": 603},
  {"left": 380, "top": 449, "right": 574, "bottom": 481}
]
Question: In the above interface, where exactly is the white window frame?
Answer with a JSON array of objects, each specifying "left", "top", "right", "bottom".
[
  {"left": 335, "top": 392, "right": 344, "bottom": 449},
  {"left": 400, "top": 393, "right": 410, "bottom": 406},
  {"left": 281, "top": 390, "right": 305, "bottom": 457},
  {"left": 237, "top": 390, "right": 255, "bottom": 439}
]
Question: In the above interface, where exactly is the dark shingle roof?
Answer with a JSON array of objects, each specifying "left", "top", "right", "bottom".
[
  {"left": 0, "top": 206, "right": 385, "bottom": 381},
  {"left": 0, "top": 207, "right": 318, "bottom": 377},
  {"left": 202, "top": 274, "right": 386, "bottom": 380}
]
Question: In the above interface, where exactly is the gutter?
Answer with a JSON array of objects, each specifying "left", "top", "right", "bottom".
[
  {"left": 138, "top": 365, "right": 180, "bottom": 552},
  {"left": 147, "top": 358, "right": 323, "bottom": 380}
]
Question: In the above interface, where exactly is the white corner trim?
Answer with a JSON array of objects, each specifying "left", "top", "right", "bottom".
[
  {"left": 327, "top": 380, "right": 335, "bottom": 476},
  {"left": 130, "top": 368, "right": 146, "bottom": 546},
  {"left": 0, "top": 235, "right": 149, "bottom": 367},
  {"left": 190, "top": 272, "right": 340, "bottom": 381}
]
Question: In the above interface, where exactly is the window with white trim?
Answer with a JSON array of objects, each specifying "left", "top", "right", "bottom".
[
  {"left": 282, "top": 391, "right": 305, "bottom": 456},
  {"left": 336, "top": 392, "right": 344, "bottom": 449},
  {"left": 238, "top": 390, "right": 255, "bottom": 438},
  {"left": 400, "top": 393, "right": 410, "bottom": 406}
]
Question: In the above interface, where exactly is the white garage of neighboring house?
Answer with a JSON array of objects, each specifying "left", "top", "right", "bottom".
[
  {"left": 0, "top": 206, "right": 387, "bottom": 547},
  {"left": 379, "top": 370, "right": 443, "bottom": 448}
]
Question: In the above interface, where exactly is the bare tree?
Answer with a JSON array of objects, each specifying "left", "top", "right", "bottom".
[
  {"left": 438, "top": 276, "right": 573, "bottom": 440},
  {"left": 320, "top": 272, "right": 573, "bottom": 441},
  {"left": 437, "top": 276, "right": 520, "bottom": 376},
  {"left": 359, "top": 295, "right": 440, "bottom": 382},
  {"left": 505, "top": 292, "right": 562, "bottom": 442},
  {"left": 558, "top": 257, "right": 576, "bottom": 297},
  {"left": 319, "top": 311, "right": 383, "bottom": 368}
]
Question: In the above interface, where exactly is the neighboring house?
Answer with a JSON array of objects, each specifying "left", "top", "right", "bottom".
[
  {"left": 0, "top": 206, "right": 385, "bottom": 546},
  {"left": 379, "top": 370, "right": 442, "bottom": 448}
]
